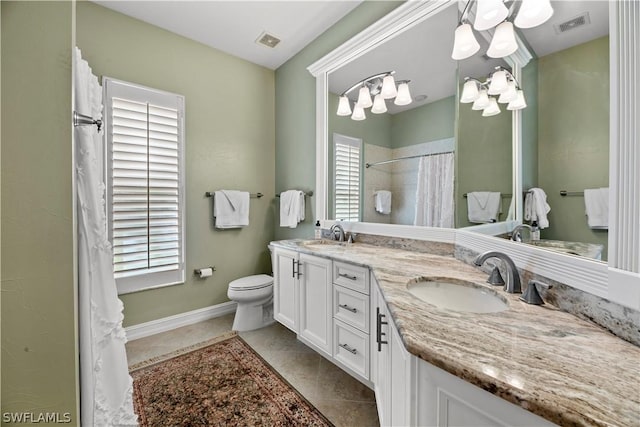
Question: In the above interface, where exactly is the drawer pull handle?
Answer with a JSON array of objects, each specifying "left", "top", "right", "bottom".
[
  {"left": 376, "top": 307, "right": 388, "bottom": 352},
  {"left": 338, "top": 303, "right": 358, "bottom": 313},
  {"left": 339, "top": 343, "right": 358, "bottom": 355},
  {"left": 339, "top": 273, "right": 358, "bottom": 281}
]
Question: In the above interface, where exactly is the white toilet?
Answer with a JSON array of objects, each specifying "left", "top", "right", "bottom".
[{"left": 227, "top": 274, "right": 275, "bottom": 331}]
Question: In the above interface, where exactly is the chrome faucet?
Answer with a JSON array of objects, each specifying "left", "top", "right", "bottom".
[
  {"left": 474, "top": 251, "right": 522, "bottom": 293},
  {"left": 511, "top": 224, "right": 532, "bottom": 242},
  {"left": 330, "top": 223, "right": 346, "bottom": 242}
]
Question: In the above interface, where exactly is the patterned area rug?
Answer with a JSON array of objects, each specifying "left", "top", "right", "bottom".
[{"left": 130, "top": 332, "right": 333, "bottom": 426}]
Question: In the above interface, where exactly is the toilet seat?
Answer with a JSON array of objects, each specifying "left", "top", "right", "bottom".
[{"left": 229, "top": 274, "right": 273, "bottom": 291}]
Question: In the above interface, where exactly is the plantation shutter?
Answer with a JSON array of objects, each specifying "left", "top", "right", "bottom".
[
  {"left": 333, "top": 134, "right": 361, "bottom": 222},
  {"left": 105, "top": 79, "right": 185, "bottom": 294}
]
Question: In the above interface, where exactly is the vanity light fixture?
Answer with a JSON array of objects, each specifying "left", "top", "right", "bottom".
[
  {"left": 336, "top": 71, "right": 413, "bottom": 120},
  {"left": 461, "top": 66, "right": 526, "bottom": 116},
  {"left": 452, "top": 0, "right": 554, "bottom": 60}
]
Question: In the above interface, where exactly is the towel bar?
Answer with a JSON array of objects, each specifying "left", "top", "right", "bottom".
[
  {"left": 205, "top": 192, "right": 263, "bottom": 198},
  {"left": 276, "top": 190, "right": 314, "bottom": 198},
  {"left": 559, "top": 191, "right": 584, "bottom": 197}
]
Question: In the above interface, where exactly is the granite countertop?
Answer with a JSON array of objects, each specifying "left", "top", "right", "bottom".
[{"left": 269, "top": 239, "right": 640, "bottom": 427}]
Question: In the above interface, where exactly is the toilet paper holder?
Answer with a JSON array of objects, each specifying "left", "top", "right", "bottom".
[{"left": 194, "top": 266, "right": 216, "bottom": 277}]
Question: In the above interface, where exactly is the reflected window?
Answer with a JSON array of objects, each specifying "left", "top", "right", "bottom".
[{"left": 333, "top": 133, "right": 361, "bottom": 221}]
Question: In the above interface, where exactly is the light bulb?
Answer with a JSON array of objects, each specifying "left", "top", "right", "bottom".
[
  {"left": 351, "top": 104, "right": 366, "bottom": 120},
  {"left": 488, "top": 69, "right": 509, "bottom": 94},
  {"left": 451, "top": 23, "right": 480, "bottom": 60},
  {"left": 371, "top": 94, "right": 387, "bottom": 114},
  {"left": 337, "top": 96, "right": 352, "bottom": 116},
  {"left": 498, "top": 80, "right": 518, "bottom": 103},
  {"left": 460, "top": 79, "right": 480, "bottom": 103},
  {"left": 394, "top": 82, "right": 412, "bottom": 106},
  {"left": 474, "top": 0, "right": 509, "bottom": 31},
  {"left": 482, "top": 97, "right": 501, "bottom": 116},
  {"left": 356, "top": 85, "right": 373, "bottom": 108},
  {"left": 487, "top": 21, "right": 518, "bottom": 58},
  {"left": 380, "top": 75, "right": 397, "bottom": 99},
  {"left": 514, "top": 0, "right": 554, "bottom": 29},
  {"left": 507, "top": 90, "right": 527, "bottom": 110},
  {"left": 472, "top": 89, "right": 490, "bottom": 110}
]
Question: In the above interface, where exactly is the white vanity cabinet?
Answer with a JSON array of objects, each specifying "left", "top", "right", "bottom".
[{"left": 272, "top": 247, "right": 333, "bottom": 357}]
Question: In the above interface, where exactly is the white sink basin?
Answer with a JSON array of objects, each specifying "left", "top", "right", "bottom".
[{"left": 407, "top": 280, "right": 508, "bottom": 314}]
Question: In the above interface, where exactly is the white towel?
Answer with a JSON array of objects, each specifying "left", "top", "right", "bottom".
[
  {"left": 467, "top": 191, "right": 501, "bottom": 223},
  {"left": 213, "top": 190, "right": 250, "bottom": 229},
  {"left": 279, "top": 190, "right": 305, "bottom": 228},
  {"left": 524, "top": 188, "right": 551, "bottom": 229},
  {"left": 374, "top": 190, "right": 392, "bottom": 215},
  {"left": 584, "top": 187, "right": 609, "bottom": 229}
]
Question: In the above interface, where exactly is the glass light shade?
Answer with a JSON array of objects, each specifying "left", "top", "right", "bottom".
[
  {"left": 460, "top": 79, "right": 480, "bottom": 103},
  {"left": 451, "top": 23, "right": 480, "bottom": 60},
  {"left": 371, "top": 94, "right": 388, "bottom": 114},
  {"left": 474, "top": 0, "right": 509, "bottom": 31},
  {"left": 482, "top": 98, "right": 501, "bottom": 116},
  {"left": 487, "top": 22, "right": 518, "bottom": 58},
  {"left": 394, "top": 82, "right": 412, "bottom": 106},
  {"left": 498, "top": 80, "right": 518, "bottom": 103},
  {"left": 487, "top": 70, "right": 508, "bottom": 94},
  {"left": 514, "top": 0, "right": 554, "bottom": 29},
  {"left": 351, "top": 104, "right": 366, "bottom": 120},
  {"left": 356, "top": 86, "right": 373, "bottom": 108},
  {"left": 507, "top": 90, "right": 527, "bottom": 110},
  {"left": 380, "top": 75, "right": 397, "bottom": 99},
  {"left": 337, "top": 96, "right": 352, "bottom": 116},
  {"left": 471, "top": 89, "right": 490, "bottom": 110}
]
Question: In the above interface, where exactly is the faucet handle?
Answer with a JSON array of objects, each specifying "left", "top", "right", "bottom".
[
  {"left": 487, "top": 267, "right": 505, "bottom": 286},
  {"left": 520, "top": 280, "right": 552, "bottom": 305}
]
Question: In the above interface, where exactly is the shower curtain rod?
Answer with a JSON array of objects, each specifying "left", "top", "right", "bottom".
[
  {"left": 365, "top": 151, "right": 454, "bottom": 168},
  {"left": 73, "top": 111, "right": 102, "bottom": 132}
]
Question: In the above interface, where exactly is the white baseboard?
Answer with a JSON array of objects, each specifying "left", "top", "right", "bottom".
[{"left": 125, "top": 301, "right": 237, "bottom": 341}]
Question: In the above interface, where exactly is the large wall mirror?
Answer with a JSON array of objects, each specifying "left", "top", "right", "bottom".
[{"left": 320, "top": 0, "right": 611, "bottom": 263}]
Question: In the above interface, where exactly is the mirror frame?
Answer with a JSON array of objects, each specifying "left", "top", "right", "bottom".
[{"left": 308, "top": 0, "right": 640, "bottom": 310}]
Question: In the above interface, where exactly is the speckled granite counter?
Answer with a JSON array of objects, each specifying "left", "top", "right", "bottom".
[{"left": 270, "top": 239, "right": 640, "bottom": 427}]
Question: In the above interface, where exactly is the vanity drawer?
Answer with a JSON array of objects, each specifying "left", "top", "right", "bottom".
[
  {"left": 333, "top": 284, "right": 369, "bottom": 333},
  {"left": 333, "top": 261, "right": 369, "bottom": 294},
  {"left": 334, "top": 319, "right": 370, "bottom": 380}
]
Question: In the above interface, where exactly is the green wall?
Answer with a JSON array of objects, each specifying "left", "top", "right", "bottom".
[
  {"left": 456, "top": 96, "right": 513, "bottom": 228},
  {"left": 537, "top": 36, "right": 609, "bottom": 256},
  {"left": 329, "top": 92, "right": 392, "bottom": 149},
  {"left": 77, "top": 2, "right": 276, "bottom": 327},
  {"left": 521, "top": 59, "right": 539, "bottom": 191},
  {"left": 391, "top": 95, "right": 455, "bottom": 148},
  {"left": 2, "top": 1, "right": 78, "bottom": 422},
  {"left": 274, "top": 1, "right": 401, "bottom": 240}
]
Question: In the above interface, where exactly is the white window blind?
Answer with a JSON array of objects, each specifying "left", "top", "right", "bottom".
[
  {"left": 333, "top": 134, "right": 361, "bottom": 222},
  {"left": 104, "top": 78, "right": 185, "bottom": 294}
]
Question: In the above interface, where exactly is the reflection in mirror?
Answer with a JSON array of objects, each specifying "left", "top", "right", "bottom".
[
  {"left": 518, "top": 0, "right": 609, "bottom": 261},
  {"left": 327, "top": 3, "right": 513, "bottom": 228}
]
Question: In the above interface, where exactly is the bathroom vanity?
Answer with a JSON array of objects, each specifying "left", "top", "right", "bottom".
[{"left": 269, "top": 239, "right": 640, "bottom": 427}]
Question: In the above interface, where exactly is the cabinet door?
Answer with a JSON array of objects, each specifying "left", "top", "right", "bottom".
[
  {"left": 272, "top": 248, "right": 298, "bottom": 332},
  {"left": 389, "top": 317, "right": 412, "bottom": 427},
  {"left": 372, "top": 283, "right": 391, "bottom": 426},
  {"left": 298, "top": 253, "right": 333, "bottom": 356}
]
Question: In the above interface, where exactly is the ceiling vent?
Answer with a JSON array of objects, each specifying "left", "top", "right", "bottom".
[
  {"left": 256, "top": 32, "right": 281, "bottom": 48},
  {"left": 554, "top": 12, "right": 591, "bottom": 34}
]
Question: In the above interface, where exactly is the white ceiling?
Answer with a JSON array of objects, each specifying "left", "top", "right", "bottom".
[{"left": 92, "top": 0, "right": 364, "bottom": 70}]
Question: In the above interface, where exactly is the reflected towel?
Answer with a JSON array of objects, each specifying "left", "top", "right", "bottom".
[
  {"left": 280, "top": 190, "right": 305, "bottom": 228},
  {"left": 374, "top": 190, "right": 392, "bottom": 215},
  {"left": 524, "top": 188, "right": 551, "bottom": 229},
  {"left": 213, "top": 190, "right": 250, "bottom": 229},
  {"left": 584, "top": 187, "right": 608, "bottom": 229},
  {"left": 467, "top": 191, "right": 501, "bottom": 223}
]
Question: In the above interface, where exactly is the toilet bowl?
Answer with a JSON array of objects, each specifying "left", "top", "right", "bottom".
[{"left": 227, "top": 274, "right": 274, "bottom": 332}]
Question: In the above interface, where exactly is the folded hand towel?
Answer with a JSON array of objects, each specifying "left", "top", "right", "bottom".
[
  {"left": 467, "top": 191, "right": 501, "bottom": 223},
  {"left": 213, "top": 190, "right": 250, "bottom": 229},
  {"left": 374, "top": 190, "right": 392, "bottom": 215},
  {"left": 584, "top": 187, "right": 608, "bottom": 229},
  {"left": 280, "top": 190, "right": 305, "bottom": 228},
  {"left": 524, "top": 188, "right": 551, "bottom": 229}
]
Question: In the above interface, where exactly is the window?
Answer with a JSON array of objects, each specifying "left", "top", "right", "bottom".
[
  {"left": 333, "top": 133, "right": 362, "bottom": 222},
  {"left": 104, "top": 78, "right": 185, "bottom": 294}
]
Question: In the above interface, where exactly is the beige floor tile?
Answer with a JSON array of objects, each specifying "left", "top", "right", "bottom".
[
  {"left": 316, "top": 357, "right": 376, "bottom": 402},
  {"left": 312, "top": 399, "right": 380, "bottom": 427}
]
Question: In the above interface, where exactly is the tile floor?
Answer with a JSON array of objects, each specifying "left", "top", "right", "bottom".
[{"left": 126, "top": 314, "right": 380, "bottom": 427}]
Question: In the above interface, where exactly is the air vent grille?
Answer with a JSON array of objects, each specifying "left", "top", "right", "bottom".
[
  {"left": 256, "top": 32, "right": 281, "bottom": 48},
  {"left": 554, "top": 12, "right": 591, "bottom": 34}
]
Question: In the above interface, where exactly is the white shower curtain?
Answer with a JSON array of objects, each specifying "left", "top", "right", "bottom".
[
  {"left": 414, "top": 152, "right": 455, "bottom": 228},
  {"left": 75, "top": 47, "right": 138, "bottom": 427}
]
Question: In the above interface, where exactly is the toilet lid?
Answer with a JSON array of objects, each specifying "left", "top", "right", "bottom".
[{"left": 229, "top": 274, "right": 273, "bottom": 291}]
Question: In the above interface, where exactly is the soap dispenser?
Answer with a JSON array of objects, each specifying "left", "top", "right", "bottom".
[
  {"left": 531, "top": 221, "right": 540, "bottom": 241},
  {"left": 314, "top": 220, "right": 322, "bottom": 239}
]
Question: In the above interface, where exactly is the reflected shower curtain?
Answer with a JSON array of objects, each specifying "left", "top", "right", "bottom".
[
  {"left": 75, "top": 48, "right": 138, "bottom": 427},
  {"left": 414, "top": 152, "right": 455, "bottom": 228}
]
